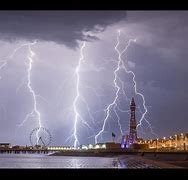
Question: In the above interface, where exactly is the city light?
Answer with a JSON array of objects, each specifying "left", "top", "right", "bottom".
[
  {"left": 102, "top": 144, "right": 106, "bottom": 149},
  {"left": 81, "top": 145, "right": 88, "bottom": 150},
  {"left": 95, "top": 145, "right": 100, "bottom": 149},
  {"left": 88, "top": 144, "right": 93, "bottom": 149}
]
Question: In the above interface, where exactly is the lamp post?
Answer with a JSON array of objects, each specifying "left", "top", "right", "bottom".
[
  {"left": 163, "top": 137, "right": 166, "bottom": 148},
  {"left": 170, "top": 136, "right": 172, "bottom": 149},
  {"left": 175, "top": 134, "right": 177, "bottom": 150},
  {"left": 181, "top": 133, "right": 184, "bottom": 150},
  {"left": 156, "top": 139, "right": 158, "bottom": 150}
]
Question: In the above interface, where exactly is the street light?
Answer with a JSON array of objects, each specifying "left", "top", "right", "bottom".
[
  {"left": 163, "top": 137, "right": 166, "bottom": 147},
  {"left": 156, "top": 139, "right": 159, "bottom": 149},
  {"left": 175, "top": 134, "right": 178, "bottom": 149}
]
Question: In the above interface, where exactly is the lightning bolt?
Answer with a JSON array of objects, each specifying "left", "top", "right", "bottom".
[
  {"left": 72, "top": 42, "right": 86, "bottom": 147},
  {"left": 16, "top": 41, "right": 43, "bottom": 144},
  {"left": 67, "top": 41, "right": 99, "bottom": 147},
  {"left": 0, "top": 41, "right": 44, "bottom": 145},
  {"left": 95, "top": 30, "right": 158, "bottom": 144},
  {"left": 115, "top": 30, "right": 158, "bottom": 138},
  {"left": 0, "top": 42, "right": 37, "bottom": 80},
  {"left": 95, "top": 31, "right": 126, "bottom": 144}
]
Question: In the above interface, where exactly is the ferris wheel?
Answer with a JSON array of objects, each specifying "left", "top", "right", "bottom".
[{"left": 29, "top": 127, "right": 52, "bottom": 147}]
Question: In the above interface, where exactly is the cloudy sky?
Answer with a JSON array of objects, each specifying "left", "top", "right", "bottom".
[{"left": 0, "top": 11, "right": 187, "bottom": 146}]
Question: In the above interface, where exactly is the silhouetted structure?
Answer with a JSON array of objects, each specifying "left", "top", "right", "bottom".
[
  {"left": 121, "top": 97, "right": 138, "bottom": 148},
  {"left": 0, "top": 143, "right": 11, "bottom": 148},
  {"left": 129, "top": 97, "right": 137, "bottom": 144}
]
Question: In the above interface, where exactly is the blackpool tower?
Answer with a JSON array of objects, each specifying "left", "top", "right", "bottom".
[
  {"left": 121, "top": 97, "right": 138, "bottom": 148},
  {"left": 129, "top": 97, "right": 137, "bottom": 144}
]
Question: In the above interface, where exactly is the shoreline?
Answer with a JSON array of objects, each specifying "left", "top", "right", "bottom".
[
  {"left": 50, "top": 151, "right": 188, "bottom": 168},
  {"left": 0, "top": 153, "right": 187, "bottom": 168}
]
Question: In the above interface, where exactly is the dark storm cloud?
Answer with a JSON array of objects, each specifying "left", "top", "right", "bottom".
[
  {"left": 123, "top": 11, "right": 188, "bottom": 138},
  {"left": 0, "top": 11, "right": 126, "bottom": 48},
  {"left": 126, "top": 11, "right": 188, "bottom": 92},
  {"left": 128, "top": 11, "right": 188, "bottom": 50},
  {"left": 1, "top": 11, "right": 188, "bottom": 145}
]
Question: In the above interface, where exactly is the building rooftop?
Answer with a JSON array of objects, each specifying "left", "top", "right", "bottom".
[{"left": 0, "top": 143, "right": 11, "bottom": 145}]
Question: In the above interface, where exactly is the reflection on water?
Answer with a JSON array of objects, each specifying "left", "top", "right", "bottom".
[
  {"left": 0, "top": 154, "right": 120, "bottom": 168},
  {"left": 0, "top": 154, "right": 161, "bottom": 168}
]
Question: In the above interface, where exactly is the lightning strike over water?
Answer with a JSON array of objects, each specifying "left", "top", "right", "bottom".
[
  {"left": 115, "top": 30, "right": 158, "bottom": 138},
  {"left": 95, "top": 31, "right": 125, "bottom": 144},
  {"left": 7, "top": 32, "right": 157, "bottom": 147},
  {"left": 95, "top": 30, "right": 158, "bottom": 144},
  {"left": 0, "top": 41, "right": 44, "bottom": 144},
  {"left": 73, "top": 42, "right": 86, "bottom": 147},
  {"left": 16, "top": 41, "right": 43, "bottom": 144}
]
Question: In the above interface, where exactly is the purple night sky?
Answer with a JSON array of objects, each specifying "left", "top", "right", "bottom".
[{"left": 0, "top": 11, "right": 187, "bottom": 146}]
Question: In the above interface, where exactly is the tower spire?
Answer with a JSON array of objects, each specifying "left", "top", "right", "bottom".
[
  {"left": 131, "top": 97, "right": 135, "bottom": 106},
  {"left": 121, "top": 97, "right": 138, "bottom": 148},
  {"left": 129, "top": 96, "right": 137, "bottom": 144}
]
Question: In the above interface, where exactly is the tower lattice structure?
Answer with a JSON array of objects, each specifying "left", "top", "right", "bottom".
[{"left": 129, "top": 97, "right": 137, "bottom": 144}]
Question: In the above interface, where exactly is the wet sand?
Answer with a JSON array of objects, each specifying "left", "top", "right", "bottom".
[
  {"left": 118, "top": 155, "right": 182, "bottom": 168},
  {"left": 148, "top": 159, "right": 188, "bottom": 168},
  {"left": 51, "top": 151, "right": 188, "bottom": 168},
  {"left": 139, "top": 156, "right": 188, "bottom": 168}
]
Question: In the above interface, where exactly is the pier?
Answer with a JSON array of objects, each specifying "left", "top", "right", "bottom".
[{"left": 0, "top": 148, "right": 56, "bottom": 154}]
